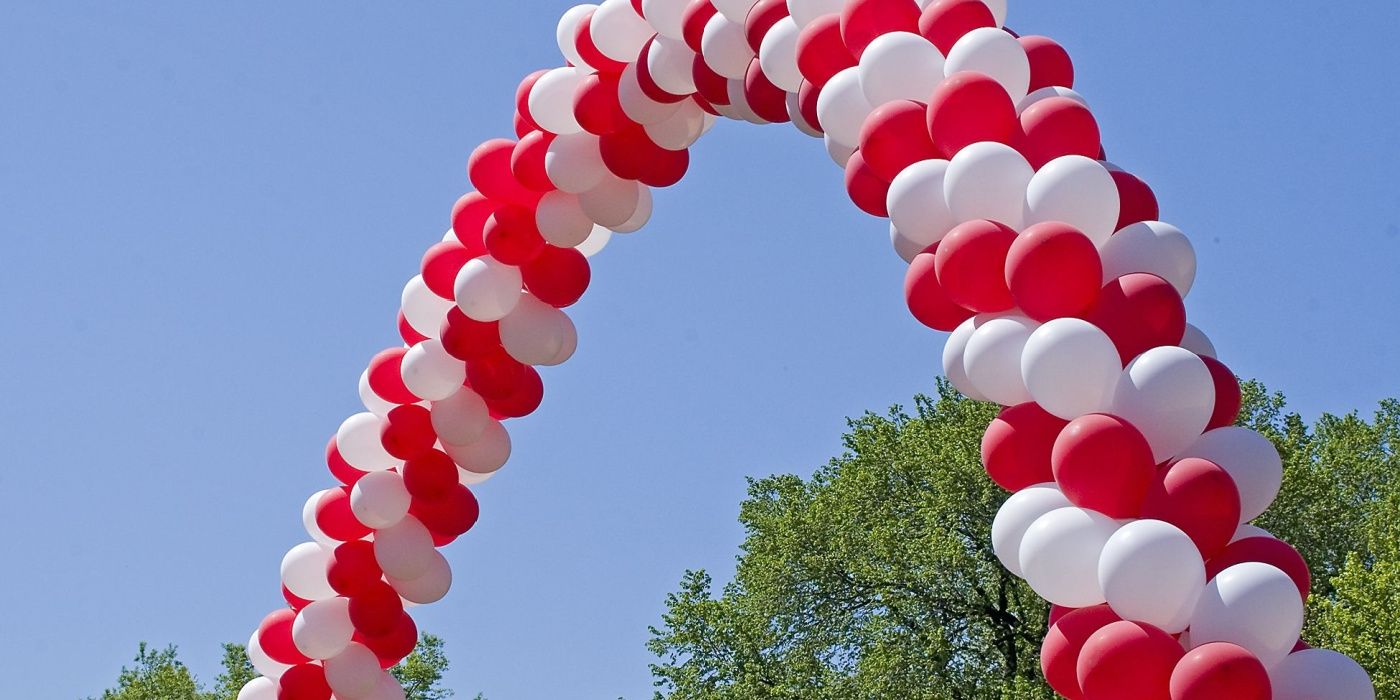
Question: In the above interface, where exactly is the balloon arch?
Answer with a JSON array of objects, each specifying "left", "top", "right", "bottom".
[{"left": 237, "top": 1, "right": 1377, "bottom": 699}]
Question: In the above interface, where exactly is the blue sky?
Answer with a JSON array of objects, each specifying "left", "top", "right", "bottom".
[{"left": 1, "top": 2, "right": 1397, "bottom": 698}]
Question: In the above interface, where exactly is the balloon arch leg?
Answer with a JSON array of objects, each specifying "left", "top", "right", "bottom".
[{"left": 239, "top": 1, "right": 1377, "bottom": 699}]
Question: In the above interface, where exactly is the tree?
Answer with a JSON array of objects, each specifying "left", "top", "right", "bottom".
[
  {"left": 92, "top": 643, "right": 204, "bottom": 700},
  {"left": 648, "top": 380, "right": 1398, "bottom": 698},
  {"left": 392, "top": 634, "right": 454, "bottom": 700},
  {"left": 209, "top": 644, "right": 257, "bottom": 700}
]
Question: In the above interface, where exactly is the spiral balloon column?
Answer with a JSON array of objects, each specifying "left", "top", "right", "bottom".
[{"left": 236, "top": 1, "right": 1378, "bottom": 699}]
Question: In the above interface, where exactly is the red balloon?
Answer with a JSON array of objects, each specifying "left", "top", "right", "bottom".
[
  {"left": 258, "top": 608, "right": 310, "bottom": 665},
  {"left": 402, "top": 449, "right": 460, "bottom": 500},
  {"left": 514, "top": 69, "right": 547, "bottom": 136},
  {"left": 575, "top": 72, "right": 630, "bottom": 136},
  {"left": 522, "top": 244, "right": 592, "bottom": 308},
  {"left": 903, "top": 248, "right": 974, "bottom": 332},
  {"left": 918, "top": 0, "right": 995, "bottom": 55},
  {"left": 840, "top": 0, "right": 921, "bottom": 58},
  {"left": 693, "top": 54, "right": 732, "bottom": 106},
  {"left": 934, "top": 219, "right": 1018, "bottom": 313},
  {"left": 484, "top": 205, "right": 547, "bottom": 265},
  {"left": 450, "top": 192, "right": 496, "bottom": 256},
  {"left": 1142, "top": 458, "right": 1242, "bottom": 559},
  {"left": 314, "top": 487, "right": 371, "bottom": 542},
  {"left": 1169, "top": 642, "right": 1271, "bottom": 700},
  {"left": 636, "top": 39, "right": 690, "bottom": 104},
  {"left": 420, "top": 241, "right": 472, "bottom": 299},
  {"left": 380, "top": 404, "right": 436, "bottom": 461},
  {"left": 927, "top": 71, "right": 1017, "bottom": 158},
  {"left": 356, "top": 612, "right": 418, "bottom": 668},
  {"left": 981, "top": 402, "right": 1066, "bottom": 491},
  {"left": 691, "top": 92, "right": 720, "bottom": 116},
  {"left": 1004, "top": 221, "right": 1102, "bottom": 321},
  {"left": 510, "top": 130, "right": 555, "bottom": 192},
  {"left": 441, "top": 307, "right": 503, "bottom": 361},
  {"left": 1048, "top": 603, "right": 1074, "bottom": 626},
  {"left": 843, "top": 150, "right": 891, "bottom": 217},
  {"left": 1201, "top": 357, "right": 1241, "bottom": 430},
  {"left": 327, "top": 540, "right": 382, "bottom": 597},
  {"left": 744, "top": 59, "right": 792, "bottom": 123},
  {"left": 1086, "top": 273, "right": 1187, "bottom": 364},
  {"left": 282, "top": 584, "right": 312, "bottom": 612},
  {"left": 325, "top": 437, "right": 368, "bottom": 487},
  {"left": 367, "top": 347, "right": 417, "bottom": 405},
  {"left": 278, "top": 663, "right": 332, "bottom": 700},
  {"left": 1207, "top": 537, "right": 1311, "bottom": 600},
  {"left": 485, "top": 364, "right": 544, "bottom": 419},
  {"left": 411, "top": 484, "right": 482, "bottom": 538},
  {"left": 681, "top": 0, "right": 719, "bottom": 53},
  {"left": 1018, "top": 96, "right": 1101, "bottom": 170},
  {"left": 348, "top": 581, "right": 404, "bottom": 637},
  {"left": 602, "top": 124, "right": 690, "bottom": 187},
  {"left": 576, "top": 11, "right": 628, "bottom": 74},
  {"left": 745, "top": 0, "right": 791, "bottom": 52},
  {"left": 858, "top": 100, "right": 937, "bottom": 181},
  {"left": 796, "top": 14, "right": 857, "bottom": 87},
  {"left": 1020, "top": 35, "right": 1074, "bottom": 91},
  {"left": 466, "top": 346, "right": 528, "bottom": 401},
  {"left": 1042, "top": 605, "right": 1121, "bottom": 700},
  {"left": 1077, "top": 621, "right": 1183, "bottom": 700},
  {"left": 398, "top": 310, "right": 429, "bottom": 347},
  {"left": 1052, "top": 414, "right": 1155, "bottom": 518},
  {"left": 468, "top": 139, "right": 537, "bottom": 207},
  {"left": 797, "top": 80, "right": 822, "bottom": 131},
  {"left": 1111, "top": 169, "right": 1160, "bottom": 231}
]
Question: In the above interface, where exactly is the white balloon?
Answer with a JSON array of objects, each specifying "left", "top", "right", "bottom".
[
  {"left": 887, "top": 159, "right": 956, "bottom": 248},
  {"left": 545, "top": 132, "right": 607, "bottom": 193},
  {"left": 302, "top": 489, "right": 338, "bottom": 548},
  {"left": 943, "top": 315, "right": 989, "bottom": 401},
  {"left": 991, "top": 483, "right": 1071, "bottom": 576},
  {"left": 246, "top": 632, "right": 290, "bottom": 680},
  {"left": 645, "top": 97, "right": 707, "bottom": 150},
  {"left": 701, "top": 13, "right": 754, "bottom": 79},
  {"left": 978, "top": 0, "right": 1008, "bottom": 26},
  {"left": 1111, "top": 346, "right": 1215, "bottom": 463},
  {"left": 369, "top": 674, "right": 408, "bottom": 700},
  {"left": 646, "top": 35, "right": 698, "bottom": 96},
  {"left": 1019, "top": 506, "right": 1120, "bottom": 607},
  {"left": 325, "top": 643, "right": 383, "bottom": 700},
  {"left": 1270, "top": 649, "right": 1376, "bottom": 700},
  {"left": 458, "top": 466, "right": 496, "bottom": 487},
  {"left": 726, "top": 77, "right": 769, "bottom": 124},
  {"left": 336, "top": 412, "right": 401, "bottom": 472},
  {"left": 789, "top": 90, "right": 822, "bottom": 137},
  {"left": 945, "top": 27, "right": 1029, "bottom": 104},
  {"left": 1176, "top": 427, "right": 1284, "bottom": 523},
  {"left": 758, "top": 17, "right": 803, "bottom": 92},
  {"left": 944, "top": 141, "right": 1033, "bottom": 229},
  {"left": 1231, "top": 523, "right": 1275, "bottom": 543},
  {"left": 388, "top": 549, "right": 453, "bottom": 605},
  {"left": 619, "top": 61, "right": 684, "bottom": 125},
  {"left": 575, "top": 224, "right": 613, "bottom": 257},
  {"left": 236, "top": 677, "right": 278, "bottom": 700},
  {"left": 454, "top": 256, "right": 523, "bottom": 322},
  {"left": 963, "top": 314, "right": 1037, "bottom": 407},
  {"left": 610, "top": 184, "right": 654, "bottom": 233},
  {"left": 1189, "top": 562, "right": 1304, "bottom": 669},
  {"left": 1100, "top": 221, "right": 1197, "bottom": 296},
  {"left": 373, "top": 515, "right": 437, "bottom": 580},
  {"left": 580, "top": 174, "right": 643, "bottom": 227},
  {"left": 824, "top": 133, "right": 856, "bottom": 167},
  {"left": 293, "top": 596, "right": 354, "bottom": 660},
  {"left": 1018, "top": 86, "right": 1088, "bottom": 113},
  {"left": 351, "top": 470, "right": 411, "bottom": 529},
  {"left": 536, "top": 191, "right": 595, "bottom": 247},
  {"left": 889, "top": 223, "right": 923, "bottom": 263},
  {"left": 400, "top": 339, "right": 466, "bottom": 402},
  {"left": 643, "top": 0, "right": 689, "bottom": 40},
  {"left": 358, "top": 370, "right": 395, "bottom": 418},
  {"left": 712, "top": 0, "right": 758, "bottom": 23},
  {"left": 591, "top": 0, "right": 656, "bottom": 62},
  {"left": 859, "top": 32, "right": 946, "bottom": 107},
  {"left": 400, "top": 275, "right": 452, "bottom": 339},
  {"left": 787, "top": 0, "right": 844, "bottom": 28},
  {"left": 815, "top": 68, "right": 873, "bottom": 147},
  {"left": 1098, "top": 519, "right": 1205, "bottom": 633},
  {"left": 443, "top": 419, "right": 512, "bottom": 473},
  {"left": 431, "top": 387, "right": 490, "bottom": 446},
  {"left": 500, "top": 294, "right": 578, "bottom": 366},
  {"left": 1179, "top": 323, "right": 1217, "bottom": 359},
  {"left": 1021, "top": 318, "right": 1120, "bottom": 420},
  {"left": 556, "top": 5, "right": 597, "bottom": 68},
  {"left": 528, "top": 67, "right": 587, "bottom": 135},
  {"left": 1024, "top": 156, "right": 1120, "bottom": 247}
]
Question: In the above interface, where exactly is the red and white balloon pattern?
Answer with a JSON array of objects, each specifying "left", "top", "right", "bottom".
[{"left": 236, "top": 1, "right": 1377, "bottom": 698}]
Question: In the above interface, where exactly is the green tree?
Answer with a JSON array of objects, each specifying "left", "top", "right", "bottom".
[
  {"left": 209, "top": 644, "right": 257, "bottom": 700},
  {"left": 392, "top": 634, "right": 454, "bottom": 700},
  {"left": 92, "top": 643, "right": 204, "bottom": 700}
]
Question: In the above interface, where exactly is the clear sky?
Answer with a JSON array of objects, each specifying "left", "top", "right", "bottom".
[{"left": 1, "top": 2, "right": 1397, "bottom": 698}]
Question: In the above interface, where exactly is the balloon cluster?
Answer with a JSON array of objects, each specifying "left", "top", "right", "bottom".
[{"left": 235, "top": 1, "right": 1376, "bottom": 698}]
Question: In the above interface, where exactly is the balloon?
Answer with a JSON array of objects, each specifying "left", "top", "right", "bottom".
[
  {"left": 1005, "top": 222, "right": 1103, "bottom": 321},
  {"left": 1021, "top": 319, "right": 1120, "bottom": 420},
  {"left": 400, "top": 339, "right": 467, "bottom": 402},
  {"left": 815, "top": 67, "right": 873, "bottom": 146},
  {"left": 293, "top": 597, "right": 354, "bottom": 660},
  {"left": 575, "top": 223, "right": 613, "bottom": 257},
  {"left": 510, "top": 131, "right": 555, "bottom": 193},
  {"left": 1098, "top": 520, "right": 1205, "bottom": 633},
  {"left": 358, "top": 612, "right": 418, "bottom": 667},
  {"left": 387, "top": 549, "right": 453, "bottom": 605},
  {"left": 858, "top": 101, "right": 937, "bottom": 182},
  {"left": 369, "top": 673, "right": 408, "bottom": 700},
  {"left": 1018, "top": 96, "right": 1100, "bottom": 170},
  {"left": 378, "top": 405, "right": 435, "bottom": 462},
  {"left": 795, "top": 13, "right": 857, "bottom": 88},
  {"left": 942, "top": 315, "right": 989, "bottom": 400},
  {"left": 336, "top": 413, "right": 402, "bottom": 473},
  {"left": 886, "top": 159, "right": 956, "bottom": 248},
  {"left": 411, "top": 484, "right": 481, "bottom": 540},
  {"left": 579, "top": 174, "right": 644, "bottom": 227},
  {"left": 701, "top": 13, "right": 755, "bottom": 79},
  {"left": 455, "top": 256, "right": 524, "bottom": 323},
  {"left": 1142, "top": 458, "right": 1241, "bottom": 559},
  {"left": 1077, "top": 621, "right": 1184, "bottom": 700},
  {"left": 1042, "top": 605, "right": 1121, "bottom": 699},
  {"left": 788, "top": 0, "right": 844, "bottom": 28},
  {"left": 889, "top": 223, "right": 922, "bottom": 262},
  {"left": 1023, "top": 155, "right": 1119, "bottom": 247},
  {"left": 904, "top": 248, "right": 974, "bottom": 331},
  {"left": 1269, "top": 649, "right": 1376, "bottom": 700},
  {"left": 302, "top": 489, "right": 340, "bottom": 548},
  {"left": 500, "top": 293, "right": 579, "bottom": 366},
  {"left": 591, "top": 0, "right": 655, "bottom": 62},
  {"left": 758, "top": 16, "right": 803, "bottom": 92},
  {"left": 825, "top": 133, "right": 855, "bottom": 166},
  {"left": 934, "top": 219, "right": 1017, "bottom": 312},
  {"left": 464, "top": 346, "right": 526, "bottom": 400},
  {"left": 857, "top": 32, "right": 945, "bottom": 106},
  {"left": 235, "top": 677, "right": 277, "bottom": 700},
  {"left": 1087, "top": 273, "right": 1187, "bottom": 364},
  {"left": 451, "top": 192, "right": 495, "bottom": 255},
  {"left": 990, "top": 482, "right": 1070, "bottom": 576},
  {"left": 1099, "top": 221, "right": 1197, "bottom": 297},
  {"left": 258, "top": 608, "right": 310, "bottom": 666},
  {"left": 927, "top": 71, "right": 1016, "bottom": 158},
  {"left": 443, "top": 419, "right": 512, "bottom": 474},
  {"left": 278, "top": 664, "right": 332, "bottom": 700},
  {"left": 1112, "top": 346, "right": 1215, "bottom": 463},
  {"left": 576, "top": 12, "right": 631, "bottom": 74},
  {"left": 521, "top": 245, "right": 591, "bottom": 308},
  {"left": 401, "top": 451, "right": 460, "bottom": 503},
  {"left": 681, "top": 0, "right": 718, "bottom": 52},
  {"left": 963, "top": 313, "right": 1037, "bottom": 406},
  {"left": 839, "top": 0, "right": 921, "bottom": 58},
  {"left": 360, "top": 371, "right": 397, "bottom": 418},
  {"left": 1111, "top": 170, "right": 1159, "bottom": 231},
  {"left": 1018, "top": 85, "right": 1087, "bottom": 113},
  {"left": 400, "top": 275, "right": 454, "bottom": 340},
  {"left": 535, "top": 192, "right": 594, "bottom": 250},
  {"left": 645, "top": 98, "right": 708, "bottom": 149},
  {"left": 1190, "top": 562, "right": 1305, "bottom": 669},
  {"left": 943, "top": 141, "right": 1033, "bottom": 229},
  {"left": 745, "top": 0, "right": 789, "bottom": 53},
  {"left": 1052, "top": 413, "right": 1155, "bottom": 518},
  {"left": 712, "top": 0, "right": 758, "bottom": 23},
  {"left": 440, "top": 308, "right": 502, "bottom": 362},
  {"left": 398, "top": 310, "right": 429, "bottom": 346},
  {"left": 1175, "top": 427, "right": 1282, "bottom": 523},
  {"left": 315, "top": 487, "right": 371, "bottom": 543},
  {"left": 372, "top": 516, "right": 437, "bottom": 581},
  {"left": 325, "top": 643, "right": 383, "bottom": 700},
  {"left": 1020, "top": 35, "right": 1073, "bottom": 90},
  {"left": 647, "top": 36, "right": 699, "bottom": 96},
  {"left": 420, "top": 242, "right": 471, "bottom": 301},
  {"left": 981, "top": 402, "right": 1064, "bottom": 491},
  {"left": 348, "top": 581, "right": 404, "bottom": 638},
  {"left": 556, "top": 5, "right": 595, "bottom": 69},
  {"left": 350, "top": 470, "right": 411, "bottom": 529},
  {"left": 1019, "top": 506, "right": 1120, "bottom": 607},
  {"left": 918, "top": 0, "right": 995, "bottom": 55},
  {"left": 618, "top": 62, "right": 685, "bottom": 125},
  {"left": 1169, "top": 642, "right": 1271, "bottom": 700},
  {"left": 1201, "top": 357, "right": 1241, "bottom": 430},
  {"left": 532, "top": 68, "right": 590, "bottom": 138},
  {"left": 327, "top": 541, "right": 382, "bottom": 598},
  {"left": 1231, "top": 524, "right": 1274, "bottom": 544},
  {"left": 468, "top": 139, "right": 538, "bottom": 208},
  {"left": 575, "top": 72, "right": 629, "bottom": 137},
  {"left": 545, "top": 132, "right": 608, "bottom": 194},
  {"left": 944, "top": 26, "right": 1029, "bottom": 104},
  {"left": 1207, "top": 537, "right": 1310, "bottom": 601},
  {"left": 367, "top": 348, "right": 417, "bottom": 406},
  {"left": 1179, "top": 323, "right": 1216, "bottom": 359},
  {"left": 843, "top": 151, "right": 890, "bottom": 217},
  {"left": 644, "top": 0, "right": 689, "bottom": 39}
]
